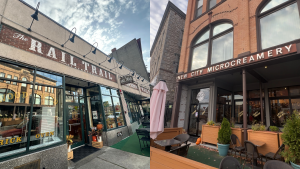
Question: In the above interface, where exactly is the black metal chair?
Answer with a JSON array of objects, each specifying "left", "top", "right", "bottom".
[
  {"left": 170, "top": 134, "right": 190, "bottom": 150},
  {"left": 142, "top": 121, "right": 150, "bottom": 128},
  {"left": 263, "top": 160, "right": 293, "bottom": 169},
  {"left": 264, "top": 144, "right": 285, "bottom": 161},
  {"left": 136, "top": 129, "right": 150, "bottom": 151},
  {"left": 231, "top": 134, "right": 245, "bottom": 163},
  {"left": 169, "top": 143, "right": 191, "bottom": 157},
  {"left": 243, "top": 141, "right": 263, "bottom": 169},
  {"left": 219, "top": 156, "right": 242, "bottom": 169}
]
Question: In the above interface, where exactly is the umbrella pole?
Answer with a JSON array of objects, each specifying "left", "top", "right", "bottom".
[{"left": 243, "top": 69, "right": 248, "bottom": 142}]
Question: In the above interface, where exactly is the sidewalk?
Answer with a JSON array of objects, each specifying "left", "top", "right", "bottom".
[{"left": 68, "top": 146, "right": 150, "bottom": 169}]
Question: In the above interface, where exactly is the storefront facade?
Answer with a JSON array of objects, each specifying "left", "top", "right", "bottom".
[
  {"left": 171, "top": 0, "right": 300, "bottom": 136},
  {"left": 0, "top": 0, "right": 150, "bottom": 168}
]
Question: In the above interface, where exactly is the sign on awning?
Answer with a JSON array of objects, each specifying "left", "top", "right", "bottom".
[{"left": 120, "top": 75, "right": 134, "bottom": 85}]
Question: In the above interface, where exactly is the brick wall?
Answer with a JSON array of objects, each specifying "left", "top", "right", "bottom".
[{"left": 178, "top": 0, "right": 264, "bottom": 73}]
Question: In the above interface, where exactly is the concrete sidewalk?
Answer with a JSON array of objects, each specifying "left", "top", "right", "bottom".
[{"left": 68, "top": 146, "right": 150, "bottom": 169}]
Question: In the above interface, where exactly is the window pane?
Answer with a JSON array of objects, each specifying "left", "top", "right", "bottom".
[
  {"left": 101, "top": 86, "right": 111, "bottom": 95},
  {"left": 248, "top": 100, "right": 265, "bottom": 125},
  {"left": 191, "top": 43, "right": 209, "bottom": 70},
  {"left": 269, "top": 87, "right": 288, "bottom": 97},
  {"left": 234, "top": 101, "right": 244, "bottom": 124},
  {"left": 248, "top": 90, "right": 264, "bottom": 99},
  {"left": 261, "top": 0, "right": 289, "bottom": 13},
  {"left": 13, "top": 76, "right": 18, "bottom": 85},
  {"left": 112, "top": 97, "right": 125, "bottom": 126},
  {"left": 213, "top": 24, "right": 233, "bottom": 36},
  {"left": 35, "top": 85, "right": 38, "bottom": 90},
  {"left": 291, "top": 98, "right": 300, "bottom": 113},
  {"left": 197, "top": 0, "right": 203, "bottom": 8},
  {"left": 209, "top": 0, "right": 217, "bottom": 9},
  {"left": 197, "top": 6, "right": 203, "bottom": 17},
  {"left": 195, "top": 30, "right": 210, "bottom": 45},
  {"left": 270, "top": 99, "right": 290, "bottom": 127},
  {"left": 6, "top": 75, "right": 11, "bottom": 84},
  {"left": 261, "top": 3, "right": 300, "bottom": 49},
  {"left": 0, "top": 89, "right": 15, "bottom": 103},
  {"left": 290, "top": 86, "right": 300, "bottom": 96},
  {"left": 211, "top": 32, "right": 233, "bottom": 64},
  {"left": 29, "top": 88, "right": 63, "bottom": 150},
  {"left": 111, "top": 89, "right": 119, "bottom": 97},
  {"left": 102, "top": 95, "right": 116, "bottom": 129},
  {"left": 36, "top": 71, "right": 63, "bottom": 87},
  {"left": 216, "top": 88, "right": 232, "bottom": 123},
  {"left": 0, "top": 105, "right": 27, "bottom": 158},
  {"left": 38, "top": 86, "right": 41, "bottom": 90},
  {"left": 0, "top": 73, "right": 4, "bottom": 82}
]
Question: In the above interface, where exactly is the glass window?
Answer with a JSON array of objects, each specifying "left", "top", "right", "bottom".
[
  {"left": 65, "top": 86, "right": 83, "bottom": 103},
  {"left": 196, "top": 0, "right": 204, "bottom": 17},
  {"left": 209, "top": 0, "right": 217, "bottom": 10},
  {"left": 260, "top": 3, "right": 300, "bottom": 49},
  {"left": 6, "top": 75, "right": 11, "bottom": 84},
  {"left": 213, "top": 24, "right": 233, "bottom": 36},
  {"left": 21, "top": 77, "right": 27, "bottom": 87},
  {"left": 12, "top": 76, "right": 18, "bottom": 85},
  {"left": 35, "top": 85, "right": 38, "bottom": 90},
  {"left": 0, "top": 73, "right": 4, "bottom": 82},
  {"left": 191, "top": 43, "right": 209, "bottom": 70},
  {"left": 29, "top": 94, "right": 41, "bottom": 105},
  {"left": 248, "top": 90, "right": 264, "bottom": 99},
  {"left": 112, "top": 97, "right": 125, "bottom": 127},
  {"left": 111, "top": 89, "right": 119, "bottom": 97},
  {"left": 234, "top": 101, "right": 244, "bottom": 124},
  {"left": 261, "top": 0, "right": 289, "bottom": 13},
  {"left": 216, "top": 88, "right": 232, "bottom": 123},
  {"left": 234, "top": 92, "right": 243, "bottom": 100},
  {"left": 289, "top": 86, "right": 300, "bottom": 96},
  {"left": 102, "top": 95, "right": 115, "bottom": 129},
  {"left": 36, "top": 71, "right": 63, "bottom": 87},
  {"left": 0, "top": 89, "right": 15, "bottom": 103},
  {"left": 270, "top": 99, "right": 290, "bottom": 127},
  {"left": 195, "top": 30, "right": 210, "bottom": 44},
  {"left": 248, "top": 100, "right": 265, "bottom": 125},
  {"left": 38, "top": 86, "right": 42, "bottom": 90},
  {"left": 100, "top": 86, "right": 111, "bottom": 95},
  {"left": 45, "top": 86, "right": 47, "bottom": 92},
  {"left": 44, "top": 96, "right": 54, "bottom": 105},
  {"left": 51, "top": 88, "right": 54, "bottom": 93},
  {"left": 211, "top": 32, "right": 233, "bottom": 64},
  {"left": 269, "top": 87, "right": 288, "bottom": 97}
]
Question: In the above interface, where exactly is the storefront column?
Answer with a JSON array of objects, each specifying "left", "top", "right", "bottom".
[
  {"left": 242, "top": 69, "right": 247, "bottom": 141},
  {"left": 264, "top": 88, "right": 270, "bottom": 127},
  {"left": 260, "top": 82, "right": 264, "bottom": 123},
  {"left": 171, "top": 82, "right": 182, "bottom": 128}
]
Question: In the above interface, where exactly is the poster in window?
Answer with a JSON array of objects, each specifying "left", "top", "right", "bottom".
[{"left": 92, "top": 111, "right": 98, "bottom": 119}]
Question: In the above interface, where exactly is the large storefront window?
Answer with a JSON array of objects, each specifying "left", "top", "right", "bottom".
[
  {"left": 101, "top": 87, "right": 125, "bottom": 130},
  {"left": 0, "top": 61, "right": 64, "bottom": 158},
  {"left": 259, "top": 0, "right": 300, "bottom": 49},
  {"left": 191, "top": 23, "right": 233, "bottom": 71},
  {"left": 216, "top": 88, "right": 232, "bottom": 123}
]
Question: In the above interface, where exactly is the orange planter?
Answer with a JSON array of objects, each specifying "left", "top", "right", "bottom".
[
  {"left": 201, "top": 125, "right": 220, "bottom": 145},
  {"left": 247, "top": 130, "right": 279, "bottom": 156},
  {"left": 230, "top": 128, "right": 244, "bottom": 148}
]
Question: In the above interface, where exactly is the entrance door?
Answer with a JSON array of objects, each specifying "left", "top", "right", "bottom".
[
  {"left": 66, "top": 103, "right": 85, "bottom": 148},
  {"left": 188, "top": 88, "right": 210, "bottom": 137}
]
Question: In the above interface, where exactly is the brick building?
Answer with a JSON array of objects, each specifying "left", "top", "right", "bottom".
[
  {"left": 171, "top": 0, "right": 300, "bottom": 138},
  {"left": 150, "top": 1, "right": 185, "bottom": 107}
]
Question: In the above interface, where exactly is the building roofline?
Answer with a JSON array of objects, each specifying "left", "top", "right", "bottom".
[{"left": 150, "top": 1, "right": 186, "bottom": 56}]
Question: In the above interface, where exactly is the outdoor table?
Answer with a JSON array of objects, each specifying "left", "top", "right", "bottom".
[
  {"left": 248, "top": 140, "right": 266, "bottom": 166},
  {"left": 154, "top": 139, "right": 181, "bottom": 151}
]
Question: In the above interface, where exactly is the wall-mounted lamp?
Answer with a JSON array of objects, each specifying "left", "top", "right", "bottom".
[
  {"left": 141, "top": 79, "right": 144, "bottom": 82},
  {"left": 118, "top": 61, "right": 124, "bottom": 69},
  {"left": 28, "top": 2, "right": 40, "bottom": 31},
  {"left": 108, "top": 56, "right": 113, "bottom": 63},
  {"left": 83, "top": 42, "right": 98, "bottom": 58},
  {"left": 61, "top": 27, "right": 76, "bottom": 47},
  {"left": 131, "top": 71, "right": 135, "bottom": 76},
  {"left": 137, "top": 75, "right": 140, "bottom": 79}
]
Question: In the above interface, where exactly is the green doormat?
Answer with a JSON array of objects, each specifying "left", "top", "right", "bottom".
[{"left": 110, "top": 125, "right": 150, "bottom": 157}]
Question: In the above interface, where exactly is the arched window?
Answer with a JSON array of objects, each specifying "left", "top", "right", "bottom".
[
  {"left": 258, "top": 0, "right": 300, "bottom": 50},
  {"left": 0, "top": 89, "right": 15, "bottom": 103},
  {"left": 191, "top": 23, "right": 233, "bottom": 71},
  {"left": 45, "top": 96, "right": 54, "bottom": 105},
  {"left": 29, "top": 94, "right": 41, "bottom": 105}
]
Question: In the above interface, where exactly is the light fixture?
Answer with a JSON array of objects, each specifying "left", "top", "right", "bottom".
[
  {"left": 131, "top": 71, "right": 135, "bottom": 76},
  {"left": 285, "top": 87, "right": 287, "bottom": 89},
  {"left": 108, "top": 56, "right": 113, "bottom": 63},
  {"left": 83, "top": 42, "right": 98, "bottom": 58},
  {"left": 118, "top": 61, "right": 124, "bottom": 69},
  {"left": 61, "top": 27, "right": 76, "bottom": 47},
  {"left": 28, "top": 2, "right": 40, "bottom": 31},
  {"left": 141, "top": 79, "right": 144, "bottom": 82},
  {"left": 265, "top": 66, "right": 267, "bottom": 68},
  {"left": 137, "top": 75, "right": 140, "bottom": 79}
]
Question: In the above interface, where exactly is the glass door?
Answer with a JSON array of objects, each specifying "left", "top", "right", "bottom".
[
  {"left": 66, "top": 103, "right": 85, "bottom": 148},
  {"left": 188, "top": 104, "right": 198, "bottom": 136}
]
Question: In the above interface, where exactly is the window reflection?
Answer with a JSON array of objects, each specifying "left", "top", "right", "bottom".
[
  {"left": 195, "top": 30, "right": 210, "bottom": 44},
  {"left": 213, "top": 24, "right": 233, "bottom": 36},
  {"left": 191, "top": 43, "right": 209, "bottom": 70},
  {"left": 211, "top": 32, "right": 233, "bottom": 64},
  {"left": 261, "top": 0, "right": 289, "bottom": 13},
  {"left": 196, "top": 0, "right": 204, "bottom": 17},
  {"left": 260, "top": 3, "right": 300, "bottom": 49},
  {"left": 209, "top": 0, "right": 217, "bottom": 10}
]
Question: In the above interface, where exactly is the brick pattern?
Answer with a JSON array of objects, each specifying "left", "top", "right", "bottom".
[
  {"left": 179, "top": 0, "right": 265, "bottom": 73},
  {"left": 0, "top": 25, "right": 117, "bottom": 82},
  {"left": 150, "top": 9, "right": 185, "bottom": 103}
]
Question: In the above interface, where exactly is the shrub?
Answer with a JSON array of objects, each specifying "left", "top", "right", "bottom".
[
  {"left": 251, "top": 122, "right": 266, "bottom": 131},
  {"left": 269, "top": 126, "right": 280, "bottom": 132},
  {"left": 207, "top": 120, "right": 215, "bottom": 125},
  {"left": 217, "top": 118, "right": 232, "bottom": 144},
  {"left": 281, "top": 110, "right": 300, "bottom": 164}
]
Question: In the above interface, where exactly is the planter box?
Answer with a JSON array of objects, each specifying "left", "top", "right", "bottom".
[
  {"left": 230, "top": 128, "right": 244, "bottom": 148},
  {"left": 201, "top": 125, "right": 220, "bottom": 145},
  {"left": 68, "top": 151, "right": 73, "bottom": 160},
  {"left": 92, "top": 141, "right": 103, "bottom": 149},
  {"left": 150, "top": 128, "right": 183, "bottom": 150},
  {"left": 247, "top": 130, "right": 279, "bottom": 156},
  {"left": 150, "top": 147, "right": 217, "bottom": 169}
]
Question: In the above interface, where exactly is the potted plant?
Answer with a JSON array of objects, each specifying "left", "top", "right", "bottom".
[
  {"left": 217, "top": 118, "right": 232, "bottom": 156},
  {"left": 89, "top": 128, "right": 98, "bottom": 142},
  {"left": 281, "top": 110, "right": 300, "bottom": 169},
  {"left": 66, "top": 135, "right": 74, "bottom": 152}
]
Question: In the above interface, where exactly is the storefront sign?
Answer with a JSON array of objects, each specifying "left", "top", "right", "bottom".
[
  {"left": 0, "top": 131, "right": 54, "bottom": 146},
  {"left": 120, "top": 76, "right": 134, "bottom": 85},
  {"left": 0, "top": 25, "right": 117, "bottom": 83},
  {"left": 177, "top": 44, "right": 297, "bottom": 81},
  {"left": 141, "top": 87, "right": 150, "bottom": 94},
  {"left": 125, "top": 83, "right": 138, "bottom": 90}
]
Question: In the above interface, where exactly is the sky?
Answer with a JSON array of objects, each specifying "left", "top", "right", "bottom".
[
  {"left": 24, "top": 0, "right": 150, "bottom": 71},
  {"left": 150, "top": 0, "right": 188, "bottom": 49}
]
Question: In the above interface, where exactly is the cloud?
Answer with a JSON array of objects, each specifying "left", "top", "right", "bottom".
[{"left": 150, "top": 0, "right": 188, "bottom": 49}]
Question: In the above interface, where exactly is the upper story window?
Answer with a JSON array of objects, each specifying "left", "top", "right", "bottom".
[
  {"left": 208, "top": 0, "right": 217, "bottom": 10},
  {"left": 191, "top": 22, "right": 233, "bottom": 71},
  {"left": 195, "top": 0, "right": 204, "bottom": 18},
  {"left": 259, "top": 0, "right": 300, "bottom": 50}
]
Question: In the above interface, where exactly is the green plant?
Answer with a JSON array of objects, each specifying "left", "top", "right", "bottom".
[
  {"left": 230, "top": 117, "right": 235, "bottom": 128},
  {"left": 217, "top": 118, "right": 232, "bottom": 144},
  {"left": 269, "top": 126, "right": 280, "bottom": 132},
  {"left": 251, "top": 122, "right": 266, "bottom": 131},
  {"left": 281, "top": 110, "right": 300, "bottom": 164},
  {"left": 207, "top": 120, "right": 215, "bottom": 125}
]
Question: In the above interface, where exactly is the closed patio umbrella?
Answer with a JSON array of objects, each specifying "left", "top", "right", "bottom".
[{"left": 150, "top": 80, "right": 168, "bottom": 139}]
